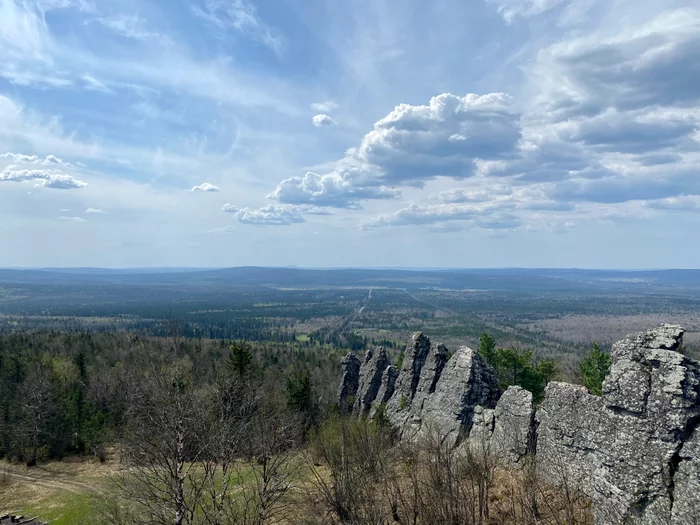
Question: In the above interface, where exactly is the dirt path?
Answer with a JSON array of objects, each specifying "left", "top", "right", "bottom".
[{"left": 1, "top": 469, "right": 102, "bottom": 494}]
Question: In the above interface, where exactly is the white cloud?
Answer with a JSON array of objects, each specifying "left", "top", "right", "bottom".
[
  {"left": 438, "top": 185, "right": 513, "bottom": 203},
  {"left": 191, "top": 183, "right": 220, "bottom": 192},
  {"left": 487, "top": 0, "right": 567, "bottom": 22},
  {"left": 85, "top": 207, "right": 106, "bottom": 213},
  {"left": 312, "top": 114, "right": 336, "bottom": 127},
  {"left": 1, "top": 152, "right": 72, "bottom": 166},
  {"left": 81, "top": 74, "right": 113, "bottom": 94},
  {"left": 228, "top": 204, "right": 305, "bottom": 226},
  {"left": 270, "top": 170, "right": 399, "bottom": 209},
  {"left": 222, "top": 203, "right": 238, "bottom": 212},
  {"left": 270, "top": 92, "right": 520, "bottom": 209},
  {"left": 352, "top": 92, "right": 520, "bottom": 185},
  {"left": 193, "top": 0, "right": 284, "bottom": 56},
  {"left": 311, "top": 101, "right": 338, "bottom": 113},
  {"left": 95, "top": 13, "right": 158, "bottom": 40},
  {"left": 59, "top": 216, "right": 86, "bottom": 222},
  {"left": 0, "top": 168, "right": 87, "bottom": 189},
  {"left": 644, "top": 196, "right": 700, "bottom": 211}
]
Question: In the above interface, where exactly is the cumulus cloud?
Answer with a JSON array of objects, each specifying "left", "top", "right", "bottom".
[
  {"left": 226, "top": 204, "right": 305, "bottom": 226},
  {"left": 438, "top": 185, "right": 513, "bottom": 203},
  {"left": 59, "top": 216, "right": 86, "bottom": 222},
  {"left": 191, "top": 182, "right": 220, "bottom": 192},
  {"left": 85, "top": 207, "right": 106, "bottom": 213},
  {"left": 312, "top": 114, "right": 336, "bottom": 127},
  {"left": 270, "top": 92, "right": 521, "bottom": 209},
  {"left": 311, "top": 101, "right": 338, "bottom": 113},
  {"left": 351, "top": 92, "right": 520, "bottom": 186},
  {"left": 1, "top": 152, "right": 72, "bottom": 166},
  {"left": 270, "top": 170, "right": 400, "bottom": 209},
  {"left": 263, "top": 9, "right": 700, "bottom": 232},
  {"left": 365, "top": 203, "right": 481, "bottom": 229},
  {"left": 0, "top": 169, "right": 87, "bottom": 189}
]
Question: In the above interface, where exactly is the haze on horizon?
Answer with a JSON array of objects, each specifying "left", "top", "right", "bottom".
[{"left": 1, "top": 0, "right": 699, "bottom": 270}]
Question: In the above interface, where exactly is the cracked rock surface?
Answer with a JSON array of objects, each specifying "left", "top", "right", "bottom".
[{"left": 538, "top": 324, "right": 700, "bottom": 524}]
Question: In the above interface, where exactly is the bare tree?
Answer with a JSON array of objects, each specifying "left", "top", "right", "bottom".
[
  {"left": 116, "top": 359, "right": 211, "bottom": 525},
  {"left": 18, "top": 363, "right": 53, "bottom": 467}
]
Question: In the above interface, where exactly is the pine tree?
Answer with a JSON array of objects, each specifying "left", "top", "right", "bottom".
[
  {"left": 579, "top": 343, "right": 611, "bottom": 396},
  {"left": 228, "top": 341, "right": 253, "bottom": 379}
]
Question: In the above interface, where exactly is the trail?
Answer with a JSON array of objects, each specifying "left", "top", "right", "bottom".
[
  {"left": 1, "top": 469, "right": 101, "bottom": 495},
  {"left": 332, "top": 288, "right": 372, "bottom": 336}
]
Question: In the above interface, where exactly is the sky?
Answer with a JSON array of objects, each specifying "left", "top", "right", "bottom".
[{"left": 1, "top": 0, "right": 699, "bottom": 269}]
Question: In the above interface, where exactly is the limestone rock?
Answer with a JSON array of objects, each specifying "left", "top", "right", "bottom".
[
  {"left": 387, "top": 333, "right": 432, "bottom": 411},
  {"left": 536, "top": 381, "right": 606, "bottom": 494},
  {"left": 412, "top": 346, "right": 500, "bottom": 445},
  {"left": 593, "top": 324, "right": 700, "bottom": 525},
  {"left": 671, "top": 424, "right": 700, "bottom": 523},
  {"left": 468, "top": 404, "right": 495, "bottom": 455},
  {"left": 369, "top": 365, "right": 400, "bottom": 418},
  {"left": 537, "top": 324, "right": 700, "bottom": 525},
  {"left": 354, "top": 347, "right": 389, "bottom": 416},
  {"left": 468, "top": 386, "right": 535, "bottom": 468},
  {"left": 337, "top": 323, "right": 700, "bottom": 524},
  {"left": 337, "top": 352, "right": 360, "bottom": 413},
  {"left": 491, "top": 386, "right": 535, "bottom": 468}
]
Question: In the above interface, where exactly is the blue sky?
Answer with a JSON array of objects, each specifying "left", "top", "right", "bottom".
[{"left": 1, "top": 0, "right": 699, "bottom": 268}]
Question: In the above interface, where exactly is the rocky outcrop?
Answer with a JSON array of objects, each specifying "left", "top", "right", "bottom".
[
  {"left": 411, "top": 346, "right": 499, "bottom": 445},
  {"left": 337, "top": 352, "right": 361, "bottom": 413},
  {"left": 536, "top": 382, "right": 606, "bottom": 493},
  {"left": 671, "top": 424, "right": 700, "bottom": 523},
  {"left": 537, "top": 324, "right": 700, "bottom": 525},
  {"left": 338, "top": 323, "right": 700, "bottom": 524},
  {"left": 344, "top": 333, "right": 500, "bottom": 446},
  {"left": 386, "top": 333, "right": 432, "bottom": 413},
  {"left": 471, "top": 386, "right": 536, "bottom": 467},
  {"left": 370, "top": 365, "right": 400, "bottom": 417},
  {"left": 354, "top": 347, "right": 390, "bottom": 416}
]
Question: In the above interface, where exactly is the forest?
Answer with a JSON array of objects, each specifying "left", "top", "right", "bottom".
[
  {"left": 1, "top": 267, "right": 698, "bottom": 523},
  {"left": 0, "top": 323, "right": 609, "bottom": 524}
]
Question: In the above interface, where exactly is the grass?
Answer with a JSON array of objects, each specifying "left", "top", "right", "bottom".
[
  {"left": 0, "top": 458, "right": 114, "bottom": 524},
  {"left": 21, "top": 492, "right": 99, "bottom": 525}
]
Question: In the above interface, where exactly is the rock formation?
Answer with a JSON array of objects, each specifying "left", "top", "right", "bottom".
[
  {"left": 469, "top": 386, "right": 536, "bottom": 468},
  {"left": 337, "top": 323, "right": 700, "bottom": 524},
  {"left": 337, "top": 352, "right": 361, "bottom": 413},
  {"left": 537, "top": 324, "right": 700, "bottom": 524},
  {"left": 353, "top": 347, "right": 390, "bottom": 416},
  {"left": 340, "top": 332, "right": 500, "bottom": 445}
]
